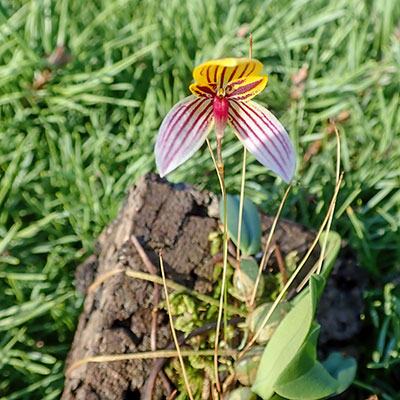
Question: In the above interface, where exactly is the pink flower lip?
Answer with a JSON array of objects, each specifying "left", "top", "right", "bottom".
[{"left": 213, "top": 95, "right": 229, "bottom": 140}]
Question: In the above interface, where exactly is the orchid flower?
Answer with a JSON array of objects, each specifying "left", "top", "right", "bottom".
[{"left": 155, "top": 58, "right": 296, "bottom": 182}]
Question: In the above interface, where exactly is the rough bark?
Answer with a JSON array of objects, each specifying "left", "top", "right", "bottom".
[{"left": 62, "top": 173, "right": 218, "bottom": 400}]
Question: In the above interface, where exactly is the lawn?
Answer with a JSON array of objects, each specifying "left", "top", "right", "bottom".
[{"left": 0, "top": 0, "right": 399, "bottom": 398}]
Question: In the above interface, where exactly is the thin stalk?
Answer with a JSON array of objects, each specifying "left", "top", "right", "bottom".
[
  {"left": 236, "top": 147, "right": 246, "bottom": 261},
  {"left": 236, "top": 146, "right": 251, "bottom": 308},
  {"left": 88, "top": 267, "right": 246, "bottom": 317},
  {"left": 87, "top": 267, "right": 124, "bottom": 293},
  {"left": 240, "top": 171, "right": 343, "bottom": 356},
  {"left": 238, "top": 34, "right": 251, "bottom": 265},
  {"left": 249, "top": 183, "right": 293, "bottom": 307},
  {"left": 159, "top": 252, "right": 194, "bottom": 400},
  {"left": 235, "top": 35, "right": 252, "bottom": 308},
  {"left": 206, "top": 137, "right": 228, "bottom": 395},
  {"left": 66, "top": 348, "right": 238, "bottom": 377},
  {"left": 145, "top": 316, "right": 244, "bottom": 399},
  {"left": 125, "top": 269, "right": 246, "bottom": 317},
  {"left": 316, "top": 122, "right": 341, "bottom": 275},
  {"left": 296, "top": 124, "right": 342, "bottom": 290},
  {"left": 130, "top": 235, "right": 160, "bottom": 353}
]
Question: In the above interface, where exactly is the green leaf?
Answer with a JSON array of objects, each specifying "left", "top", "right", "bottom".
[
  {"left": 319, "top": 231, "right": 342, "bottom": 279},
  {"left": 274, "top": 325, "right": 339, "bottom": 399},
  {"left": 322, "top": 352, "right": 357, "bottom": 396},
  {"left": 220, "top": 194, "right": 261, "bottom": 255},
  {"left": 276, "top": 324, "right": 321, "bottom": 380},
  {"left": 252, "top": 275, "right": 325, "bottom": 399},
  {"left": 276, "top": 361, "right": 338, "bottom": 400}
]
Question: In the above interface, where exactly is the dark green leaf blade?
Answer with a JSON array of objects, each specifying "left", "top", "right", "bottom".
[
  {"left": 220, "top": 194, "right": 261, "bottom": 255},
  {"left": 322, "top": 352, "right": 357, "bottom": 396},
  {"left": 274, "top": 325, "right": 339, "bottom": 399},
  {"left": 275, "top": 361, "right": 339, "bottom": 400}
]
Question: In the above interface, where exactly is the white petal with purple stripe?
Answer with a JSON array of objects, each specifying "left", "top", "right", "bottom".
[
  {"left": 155, "top": 95, "right": 214, "bottom": 177},
  {"left": 228, "top": 100, "right": 296, "bottom": 183}
]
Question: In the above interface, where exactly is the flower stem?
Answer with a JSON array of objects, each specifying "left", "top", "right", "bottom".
[
  {"left": 236, "top": 146, "right": 252, "bottom": 308},
  {"left": 249, "top": 33, "right": 253, "bottom": 59},
  {"left": 216, "top": 138, "right": 224, "bottom": 175},
  {"left": 236, "top": 147, "right": 247, "bottom": 263},
  {"left": 206, "top": 137, "right": 228, "bottom": 396},
  {"left": 159, "top": 252, "right": 194, "bottom": 400}
]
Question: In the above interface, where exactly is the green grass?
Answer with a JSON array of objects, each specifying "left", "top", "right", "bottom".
[{"left": 0, "top": 0, "right": 399, "bottom": 398}]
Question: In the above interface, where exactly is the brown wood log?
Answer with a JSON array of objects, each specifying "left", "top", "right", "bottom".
[{"left": 62, "top": 173, "right": 218, "bottom": 399}]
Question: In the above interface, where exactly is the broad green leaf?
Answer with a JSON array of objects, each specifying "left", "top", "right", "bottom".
[
  {"left": 220, "top": 194, "right": 261, "bottom": 255},
  {"left": 274, "top": 325, "right": 339, "bottom": 399},
  {"left": 319, "top": 231, "right": 342, "bottom": 279},
  {"left": 276, "top": 324, "right": 321, "bottom": 381},
  {"left": 322, "top": 352, "right": 357, "bottom": 396},
  {"left": 276, "top": 361, "right": 338, "bottom": 400},
  {"left": 252, "top": 275, "right": 325, "bottom": 399}
]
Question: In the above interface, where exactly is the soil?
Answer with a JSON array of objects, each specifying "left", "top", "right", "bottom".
[{"left": 62, "top": 173, "right": 366, "bottom": 399}]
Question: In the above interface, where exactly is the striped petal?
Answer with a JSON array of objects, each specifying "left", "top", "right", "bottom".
[
  {"left": 226, "top": 75, "right": 268, "bottom": 102},
  {"left": 189, "top": 82, "right": 216, "bottom": 98},
  {"left": 193, "top": 58, "right": 264, "bottom": 88},
  {"left": 228, "top": 100, "right": 296, "bottom": 183},
  {"left": 155, "top": 95, "right": 214, "bottom": 177}
]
